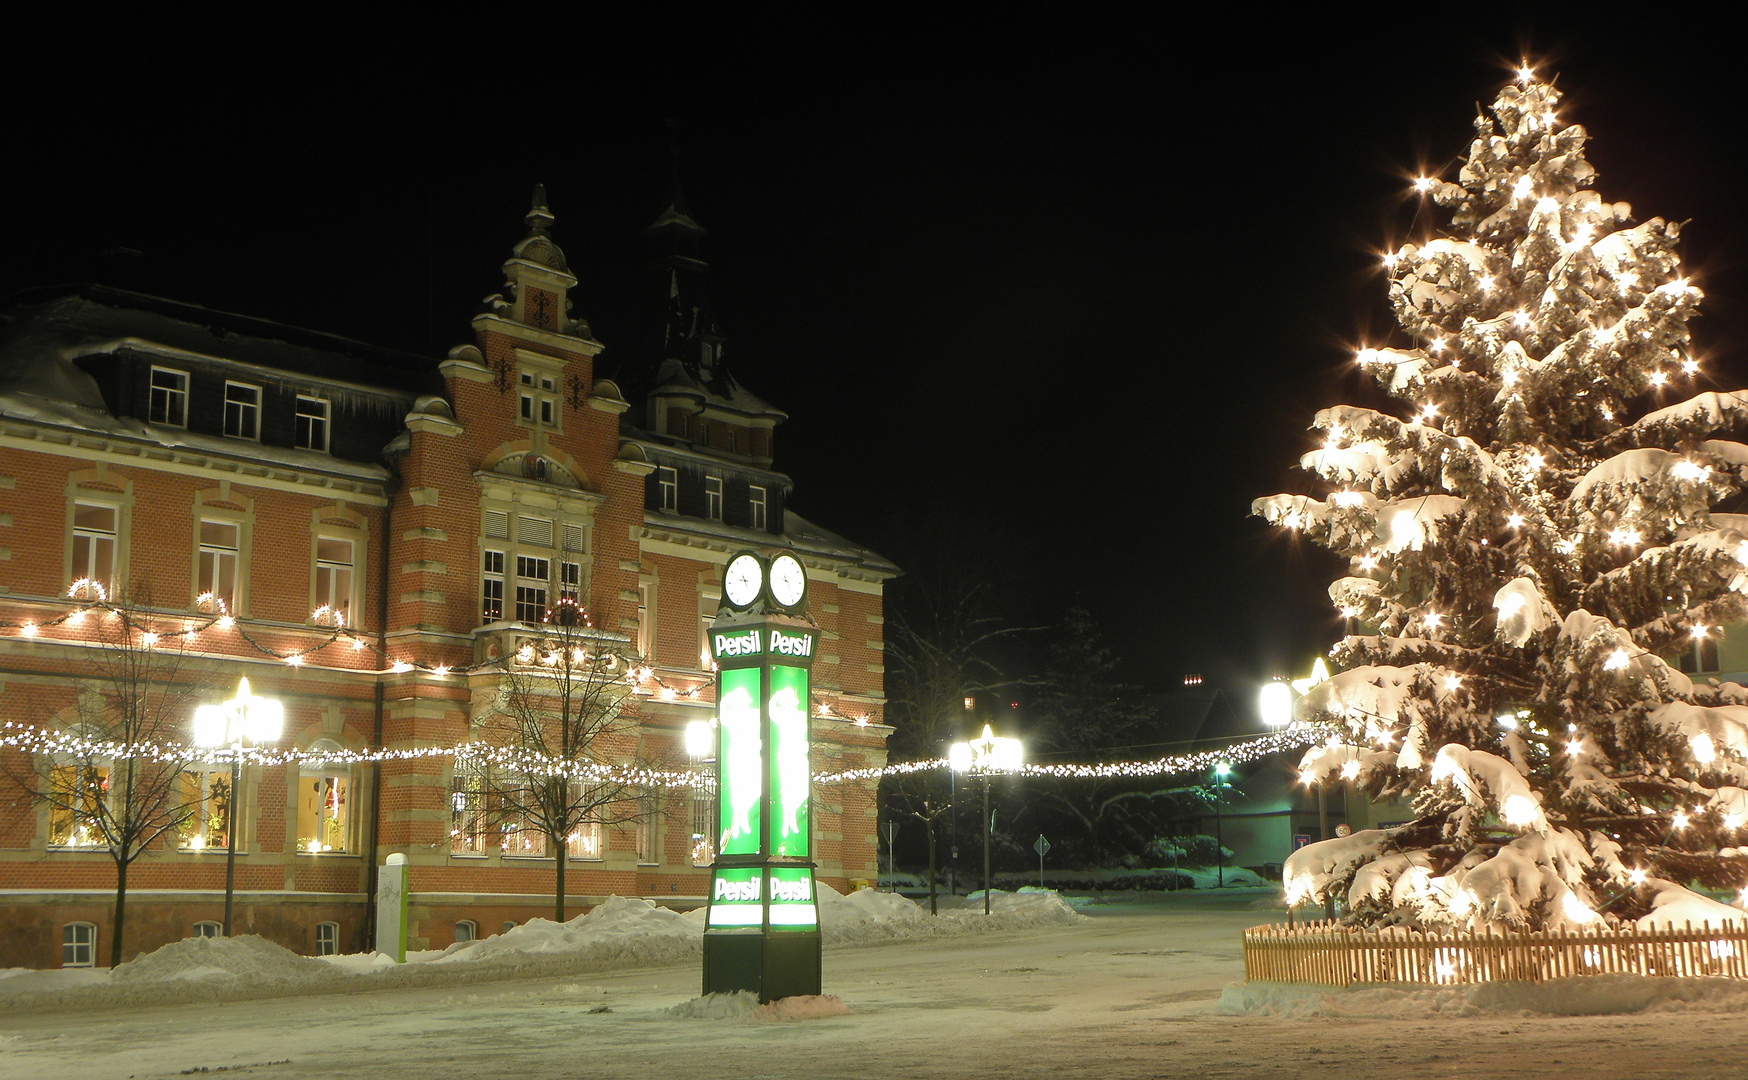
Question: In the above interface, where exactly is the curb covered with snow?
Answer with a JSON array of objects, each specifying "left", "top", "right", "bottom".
[{"left": 0, "top": 885, "right": 1083, "bottom": 1013}]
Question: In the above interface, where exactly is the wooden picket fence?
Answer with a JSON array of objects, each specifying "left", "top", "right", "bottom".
[{"left": 1243, "top": 918, "right": 1748, "bottom": 986}]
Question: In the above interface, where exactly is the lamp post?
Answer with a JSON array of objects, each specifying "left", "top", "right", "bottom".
[
  {"left": 1212, "top": 761, "right": 1231, "bottom": 888},
  {"left": 193, "top": 677, "right": 284, "bottom": 937},
  {"left": 950, "top": 724, "right": 1023, "bottom": 916}
]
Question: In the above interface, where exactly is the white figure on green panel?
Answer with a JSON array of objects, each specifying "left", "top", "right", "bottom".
[
  {"left": 768, "top": 686, "right": 809, "bottom": 846},
  {"left": 718, "top": 686, "right": 761, "bottom": 847}
]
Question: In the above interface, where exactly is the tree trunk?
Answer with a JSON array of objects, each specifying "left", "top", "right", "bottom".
[
  {"left": 110, "top": 855, "right": 129, "bottom": 969},
  {"left": 554, "top": 834, "right": 567, "bottom": 923}
]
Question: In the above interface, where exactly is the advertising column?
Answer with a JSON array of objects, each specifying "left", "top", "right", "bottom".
[{"left": 701, "top": 551, "right": 821, "bottom": 1002}]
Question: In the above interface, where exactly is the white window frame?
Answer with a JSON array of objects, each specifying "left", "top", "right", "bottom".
[
  {"left": 198, "top": 518, "right": 241, "bottom": 613},
  {"left": 315, "top": 922, "right": 339, "bottom": 956},
  {"left": 62, "top": 922, "right": 96, "bottom": 968},
  {"left": 691, "top": 776, "right": 716, "bottom": 867},
  {"left": 515, "top": 554, "right": 550, "bottom": 623},
  {"left": 298, "top": 740, "right": 353, "bottom": 854},
  {"left": 314, "top": 536, "right": 355, "bottom": 623},
  {"left": 450, "top": 760, "right": 488, "bottom": 856},
  {"left": 192, "top": 921, "right": 222, "bottom": 939},
  {"left": 567, "top": 779, "right": 604, "bottom": 860},
  {"left": 149, "top": 366, "right": 188, "bottom": 427},
  {"left": 748, "top": 486, "right": 767, "bottom": 531},
  {"left": 223, "top": 380, "right": 261, "bottom": 441},
  {"left": 180, "top": 758, "right": 237, "bottom": 851},
  {"left": 455, "top": 920, "right": 477, "bottom": 943},
  {"left": 637, "top": 580, "right": 654, "bottom": 660},
  {"left": 518, "top": 370, "right": 560, "bottom": 429},
  {"left": 481, "top": 549, "right": 506, "bottom": 623},
  {"left": 656, "top": 467, "right": 677, "bottom": 513},
  {"left": 71, "top": 501, "right": 118, "bottom": 589},
  {"left": 295, "top": 395, "right": 330, "bottom": 452},
  {"left": 705, "top": 475, "right": 722, "bottom": 521}
]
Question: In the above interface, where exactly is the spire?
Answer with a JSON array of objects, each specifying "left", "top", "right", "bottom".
[
  {"left": 486, "top": 184, "right": 583, "bottom": 336},
  {"left": 525, "top": 183, "right": 555, "bottom": 236}
]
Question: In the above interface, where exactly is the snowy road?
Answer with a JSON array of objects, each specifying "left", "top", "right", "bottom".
[{"left": 3, "top": 891, "right": 1745, "bottom": 1080}]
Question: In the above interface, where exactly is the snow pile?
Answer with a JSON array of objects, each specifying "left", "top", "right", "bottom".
[
  {"left": 111, "top": 934, "right": 346, "bottom": 990},
  {"left": 436, "top": 896, "right": 701, "bottom": 968},
  {"left": 663, "top": 990, "right": 852, "bottom": 1021},
  {"left": 1220, "top": 974, "right": 1748, "bottom": 1018}
]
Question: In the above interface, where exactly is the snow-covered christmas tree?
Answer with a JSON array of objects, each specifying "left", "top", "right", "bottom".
[{"left": 1257, "top": 68, "right": 1748, "bottom": 932}]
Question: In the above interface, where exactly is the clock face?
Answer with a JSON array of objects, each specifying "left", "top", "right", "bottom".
[
  {"left": 770, "top": 553, "right": 806, "bottom": 608},
  {"left": 723, "top": 553, "right": 764, "bottom": 608}
]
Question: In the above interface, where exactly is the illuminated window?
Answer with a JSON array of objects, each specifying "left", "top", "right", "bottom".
[
  {"left": 149, "top": 367, "right": 187, "bottom": 427},
  {"left": 314, "top": 537, "right": 353, "bottom": 621},
  {"left": 705, "top": 476, "right": 722, "bottom": 521},
  {"left": 315, "top": 922, "right": 339, "bottom": 956},
  {"left": 223, "top": 381, "right": 260, "bottom": 440},
  {"left": 450, "top": 761, "right": 488, "bottom": 855},
  {"left": 62, "top": 923, "right": 96, "bottom": 968},
  {"left": 295, "top": 395, "right": 330, "bottom": 452},
  {"left": 1680, "top": 635, "right": 1722, "bottom": 674},
  {"left": 656, "top": 467, "right": 677, "bottom": 512},
  {"left": 71, "top": 503, "right": 117, "bottom": 588},
  {"left": 47, "top": 761, "right": 110, "bottom": 847},
  {"left": 637, "top": 580, "right": 654, "bottom": 660},
  {"left": 180, "top": 762, "right": 235, "bottom": 850},
  {"left": 198, "top": 520, "right": 240, "bottom": 612},
  {"left": 481, "top": 550, "right": 505, "bottom": 622},
  {"left": 297, "top": 741, "right": 351, "bottom": 853},
  {"left": 748, "top": 486, "right": 767, "bottom": 531},
  {"left": 691, "top": 776, "right": 716, "bottom": 867},
  {"left": 502, "top": 806, "right": 547, "bottom": 857},
  {"left": 192, "top": 921, "right": 222, "bottom": 939},
  {"left": 567, "top": 780, "right": 603, "bottom": 860}
]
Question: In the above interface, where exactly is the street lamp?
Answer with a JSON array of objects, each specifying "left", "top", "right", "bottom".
[
  {"left": 1258, "top": 679, "right": 1292, "bottom": 727},
  {"left": 950, "top": 724, "right": 1023, "bottom": 915},
  {"left": 1212, "top": 761, "right": 1231, "bottom": 888},
  {"left": 193, "top": 677, "right": 283, "bottom": 937}
]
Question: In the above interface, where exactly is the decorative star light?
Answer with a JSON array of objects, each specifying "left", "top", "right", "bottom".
[{"left": 1292, "top": 657, "right": 1331, "bottom": 697}]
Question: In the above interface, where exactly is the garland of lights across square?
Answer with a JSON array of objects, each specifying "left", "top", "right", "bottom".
[{"left": 702, "top": 549, "right": 822, "bottom": 1002}]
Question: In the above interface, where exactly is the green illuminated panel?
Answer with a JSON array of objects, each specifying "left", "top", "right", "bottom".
[
  {"left": 718, "top": 667, "right": 762, "bottom": 856},
  {"left": 768, "top": 868, "right": 817, "bottom": 929},
  {"left": 767, "top": 664, "right": 810, "bottom": 858},
  {"left": 708, "top": 867, "right": 762, "bottom": 928}
]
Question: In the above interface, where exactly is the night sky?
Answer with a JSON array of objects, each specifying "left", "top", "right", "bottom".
[{"left": 4, "top": 19, "right": 1745, "bottom": 703}]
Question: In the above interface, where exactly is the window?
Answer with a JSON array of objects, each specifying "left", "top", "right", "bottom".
[
  {"left": 71, "top": 503, "right": 116, "bottom": 591},
  {"left": 192, "top": 921, "right": 222, "bottom": 939},
  {"left": 697, "top": 420, "right": 710, "bottom": 447},
  {"left": 726, "top": 429, "right": 737, "bottom": 453},
  {"left": 47, "top": 761, "right": 109, "bottom": 847},
  {"left": 637, "top": 581, "right": 653, "bottom": 660},
  {"left": 691, "top": 776, "right": 716, "bottom": 867},
  {"left": 500, "top": 921, "right": 517, "bottom": 935},
  {"left": 1680, "top": 634, "right": 1722, "bottom": 674},
  {"left": 568, "top": 781, "right": 603, "bottom": 860},
  {"left": 636, "top": 790, "right": 659, "bottom": 864},
  {"left": 518, "top": 516, "right": 553, "bottom": 547},
  {"left": 180, "top": 763, "right": 234, "bottom": 850},
  {"left": 150, "top": 367, "right": 188, "bottom": 427},
  {"left": 705, "top": 476, "right": 722, "bottom": 521},
  {"left": 748, "top": 486, "right": 767, "bottom": 531},
  {"left": 699, "top": 606, "right": 717, "bottom": 671},
  {"left": 454, "top": 920, "right": 477, "bottom": 943},
  {"left": 450, "top": 761, "right": 488, "bottom": 855},
  {"left": 198, "top": 520, "right": 240, "bottom": 611},
  {"left": 62, "top": 923, "right": 96, "bottom": 968},
  {"left": 223, "top": 381, "right": 260, "bottom": 440},
  {"left": 298, "top": 742, "right": 351, "bottom": 853},
  {"left": 656, "top": 467, "right": 677, "bottom": 513},
  {"left": 515, "top": 555, "right": 550, "bottom": 622},
  {"left": 484, "top": 511, "right": 510, "bottom": 540},
  {"left": 481, "top": 550, "right": 505, "bottom": 622},
  {"left": 314, "top": 538, "right": 353, "bottom": 621},
  {"left": 315, "top": 922, "right": 339, "bottom": 956},
  {"left": 502, "top": 806, "right": 547, "bottom": 857},
  {"left": 518, "top": 371, "right": 558, "bottom": 427},
  {"left": 560, "top": 561, "right": 582, "bottom": 603},
  {"left": 295, "top": 395, "right": 330, "bottom": 451}
]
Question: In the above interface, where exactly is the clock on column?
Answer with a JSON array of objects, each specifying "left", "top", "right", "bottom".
[
  {"left": 723, "top": 552, "right": 765, "bottom": 609},
  {"left": 769, "top": 553, "right": 807, "bottom": 610}
]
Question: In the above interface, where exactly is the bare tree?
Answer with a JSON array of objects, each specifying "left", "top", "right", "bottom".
[
  {"left": 6, "top": 589, "right": 211, "bottom": 966},
  {"left": 469, "top": 605, "right": 670, "bottom": 922}
]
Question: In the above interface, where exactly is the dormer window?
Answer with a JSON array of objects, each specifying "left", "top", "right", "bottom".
[
  {"left": 656, "top": 467, "right": 677, "bottom": 512},
  {"left": 223, "top": 381, "right": 260, "bottom": 440},
  {"left": 150, "top": 367, "right": 188, "bottom": 427},
  {"left": 295, "top": 395, "right": 330, "bottom": 451},
  {"left": 519, "top": 370, "right": 558, "bottom": 427},
  {"left": 705, "top": 476, "right": 723, "bottom": 521}
]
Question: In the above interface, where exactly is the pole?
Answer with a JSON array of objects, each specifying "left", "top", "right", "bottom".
[
  {"left": 223, "top": 745, "right": 240, "bottom": 936},
  {"left": 1214, "top": 774, "right": 1224, "bottom": 890},
  {"left": 982, "top": 774, "right": 991, "bottom": 916},
  {"left": 949, "top": 765, "right": 957, "bottom": 896},
  {"left": 1038, "top": 843, "right": 1045, "bottom": 889}
]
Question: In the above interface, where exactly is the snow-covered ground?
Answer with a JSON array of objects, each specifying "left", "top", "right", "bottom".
[{"left": 3, "top": 887, "right": 1747, "bottom": 1079}]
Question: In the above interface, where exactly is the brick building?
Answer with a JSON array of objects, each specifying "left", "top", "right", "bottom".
[{"left": 0, "top": 188, "right": 894, "bottom": 968}]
